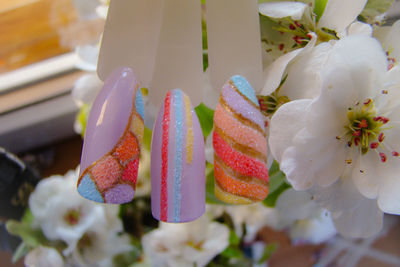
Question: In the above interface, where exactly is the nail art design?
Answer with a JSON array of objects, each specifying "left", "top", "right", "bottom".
[
  {"left": 151, "top": 89, "right": 205, "bottom": 222},
  {"left": 77, "top": 67, "right": 144, "bottom": 204},
  {"left": 213, "top": 75, "right": 269, "bottom": 204}
]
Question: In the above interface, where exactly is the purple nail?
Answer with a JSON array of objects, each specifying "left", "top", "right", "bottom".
[
  {"left": 151, "top": 89, "right": 205, "bottom": 222},
  {"left": 77, "top": 67, "right": 145, "bottom": 204}
]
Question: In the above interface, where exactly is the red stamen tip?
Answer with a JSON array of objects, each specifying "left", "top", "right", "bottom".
[
  {"left": 370, "top": 142, "right": 379, "bottom": 149},
  {"left": 380, "top": 152, "right": 387, "bottom": 162},
  {"left": 364, "top": 99, "right": 372, "bottom": 105},
  {"left": 354, "top": 137, "right": 360, "bottom": 146},
  {"left": 353, "top": 130, "right": 361, "bottom": 137},
  {"left": 381, "top": 117, "right": 390, "bottom": 124},
  {"left": 392, "top": 151, "right": 400, "bottom": 157},
  {"left": 358, "top": 119, "right": 368, "bottom": 128},
  {"left": 378, "top": 133, "right": 385, "bottom": 142},
  {"left": 289, "top": 24, "right": 296, "bottom": 30}
]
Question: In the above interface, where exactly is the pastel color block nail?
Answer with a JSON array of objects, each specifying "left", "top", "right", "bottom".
[
  {"left": 151, "top": 89, "right": 205, "bottom": 223},
  {"left": 77, "top": 67, "right": 144, "bottom": 204},
  {"left": 213, "top": 75, "right": 269, "bottom": 204}
]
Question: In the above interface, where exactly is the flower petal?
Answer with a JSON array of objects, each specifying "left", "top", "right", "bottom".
[
  {"left": 332, "top": 197, "right": 383, "bottom": 238},
  {"left": 346, "top": 21, "right": 373, "bottom": 37},
  {"left": 259, "top": 2, "right": 308, "bottom": 20},
  {"left": 269, "top": 99, "right": 312, "bottom": 162},
  {"left": 280, "top": 42, "right": 333, "bottom": 100},
  {"left": 309, "top": 176, "right": 365, "bottom": 213},
  {"left": 261, "top": 33, "right": 317, "bottom": 95},
  {"left": 378, "top": 157, "right": 400, "bottom": 215},
  {"left": 318, "top": 0, "right": 368, "bottom": 33},
  {"left": 281, "top": 146, "right": 315, "bottom": 190},
  {"left": 374, "top": 20, "right": 400, "bottom": 62},
  {"left": 276, "top": 189, "right": 318, "bottom": 225},
  {"left": 352, "top": 152, "right": 380, "bottom": 199}
]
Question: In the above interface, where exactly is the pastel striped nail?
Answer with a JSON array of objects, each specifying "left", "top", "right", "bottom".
[
  {"left": 151, "top": 89, "right": 205, "bottom": 222},
  {"left": 213, "top": 75, "right": 269, "bottom": 204},
  {"left": 77, "top": 67, "right": 145, "bottom": 204}
]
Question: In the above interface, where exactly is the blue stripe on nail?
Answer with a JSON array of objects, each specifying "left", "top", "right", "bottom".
[
  {"left": 135, "top": 88, "right": 145, "bottom": 120},
  {"left": 77, "top": 173, "right": 104, "bottom": 203},
  {"left": 173, "top": 90, "right": 183, "bottom": 222},
  {"left": 231, "top": 75, "right": 258, "bottom": 105}
]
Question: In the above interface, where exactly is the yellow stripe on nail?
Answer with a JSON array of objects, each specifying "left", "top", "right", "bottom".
[{"left": 184, "top": 95, "right": 193, "bottom": 164}]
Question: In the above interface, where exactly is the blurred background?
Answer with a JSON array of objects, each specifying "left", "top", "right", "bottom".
[{"left": 1, "top": 1, "right": 400, "bottom": 266}]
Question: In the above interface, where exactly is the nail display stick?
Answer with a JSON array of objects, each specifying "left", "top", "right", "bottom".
[
  {"left": 149, "top": 0, "right": 204, "bottom": 107},
  {"left": 97, "top": 0, "right": 164, "bottom": 87},
  {"left": 206, "top": 0, "right": 263, "bottom": 92}
]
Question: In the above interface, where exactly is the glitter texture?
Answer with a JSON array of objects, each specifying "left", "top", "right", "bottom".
[
  {"left": 77, "top": 174, "right": 104, "bottom": 203},
  {"left": 91, "top": 155, "right": 121, "bottom": 190},
  {"left": 184, "top": 94, "right": 194, "bottom": 163},
  {"left": 131, "top": 115, "right": 144, "bottom": 147},
  {"left": 161, "top": 91, "right": 171, "bottom": 222},
  {"left": 173, "top": 90, "right": 184, "bottom": 222},
  {"left": 135, "top": 88, "right": 145, "bottom": 119},
  {"left": 221, "top": 83, "right": 265, "bottom": 130},
  {"left": 231, "top": 75, "right": 259, "bottom": 105},
  {"left": 214, "top": 162, "right": 268, "bottom": 201},
  {"left": 213, "top": 75, "right": 269, "bottom": 204},
  {"left": 214, "top": 182, "right": 252, "bottom": 204},
  {"left": 214, "top": 104, "right": 267, "bottom": 154},
  {"left": 151, "top": 89, "right": 205, "bottom": 223},
  {"left": 122, "top": 158, "right": 139, "bottom": 184},
  {"left": 104, "top": 184, "right": 135, "bottom": 204},
  {"left": 77, "top": 69, "right": 143, "bottom": 204},
  {"left": 114, "top": 132, "right": 139, "bottom": 165},
  {"left": 213, "top": 131, "right": 268, "bottom": 182}
]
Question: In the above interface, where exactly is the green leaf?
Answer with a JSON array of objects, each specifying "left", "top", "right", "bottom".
[
  {"left": 359, "top": 0, "right": 394, "bottom": 24},
  {"left": 21, "top": 209, "right": 34, "bottom": 225},
  {"left": 205, "top": 164, "right": 226, "bottom": 205},
  {"left": 258, "top": 243, "right": 278, "bottom": 264},
  {"left": 195, "top": 103, "right": 215, "bottom": 139},
  {"left": 263, "top": 182, "right": 290, "bottom": 207},
  {"left": 263, "top": 161, "right": 291, "bottom": 207},
  {"left": 221, "top": 246, "right": 243, "bottom": 259},
  {"left": 12, "top": 242, "right": 30, "bottom": 263},
  {"left": 143, "top": 126, "right": 152, "bottom": 151},
  {"left": 313, "top": 0, "right": 328, "bottom": 21},
  {"left": 229, "top": 231, "right": 240, "bottom": 246},
  {"left": 76, "top": 104, "right": 90, "bottom": 138},
  {"left": 6, "top": 220, "right": 46, "bottom": 248}
]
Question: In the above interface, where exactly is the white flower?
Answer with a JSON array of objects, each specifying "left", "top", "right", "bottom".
[
  {"left": 225, "top": 203, "right": 280, "bottom": 242},
  {"left": 269, "top": 35, "right": 400, "bottom": 237},
  {"left": 25, "top": 246, "right": 64, "bottom": 267},
  {"left": 261, "top": 33, "right": 333, "bottom": 100},
  {"left": 29, "top": 168, "right": 127, "bottom": 257},
  {"left": 374, "top": 20, "right": 400, "bottom": 69},
  {"left": 259, "top": 0, "right": 368, "bottom": 34},
  {"left": 276, "top": 189, "right": 336, "bottom": 244},
  {"left": 71, "top": 228, "right": 132, "bottom": 267},
  {"left": 142, "top": 215, "right": 229, "bottom": 267},
  {"left": 72, "top": 73, "right": 103, "bottom": 107},
  {"left": 75, "top": 44, "right": 100, "bottom": 72}
]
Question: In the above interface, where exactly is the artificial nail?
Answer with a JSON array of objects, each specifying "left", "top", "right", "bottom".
[
  {"left": 151, "top": 89, "right": 205, "bottom": 222},
  {"left": 213, "top": 75, "right": 269, "bottom": 204},
  {"left": 77, "top": 67, "right": 145, "bottom": 204}
]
